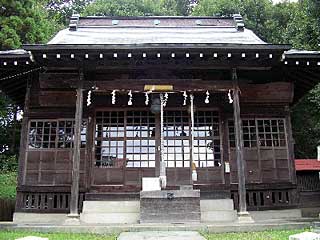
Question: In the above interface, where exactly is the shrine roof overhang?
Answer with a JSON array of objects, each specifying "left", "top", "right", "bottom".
[
  {"left": 0, "top": 47, "right": 320, "bottom": 107},
  {"left": 282, "top": 49, "right": 320, "bottom": 101},
  {"left": 0, "top": 50, "right": 36, "bottom": 106},
  {"left": 22, "top": 43, "right": 291, "bottom": 70}
]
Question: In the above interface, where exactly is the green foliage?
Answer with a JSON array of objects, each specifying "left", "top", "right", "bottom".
[
  {"left": 0, "top": 155, "right": 18, "bottom": 172},
  {"left": 0, "top": 230, "right": 117, "bottom": 240},
  {"left": 0, "top": 172, "right": 17, "bottom": 200},
  {"left": 292, "top": 84, "right": 320, "bottom": 159},
  {"left": 45, "top": 0, "right": 93, "bottom": 26},
  {"left": 83, "top": 0, "right": 191, "bottom": 16},
  {"left": 202, "top": 228, "right": 308, "bottom": 240},
  {"left": 0, "top": 94, "right": 20, "bottom": 155},
  {"left": 192, "top": 0, "right": 274, "bottom": 41},
  {"left": 0, "top": 0, "right": 60, "bottom": 50},
  {"left": 193, "top": 0, "right": 320, "bottom": 49},
  {"left": 192, "top": 0, "right": 241, "bottom": 17},
  {"left": 193, "top": 0, "right": 320, "bottom": 158},
  {"left": 240, "top": 0, "right": 273, "bottom": 41}
]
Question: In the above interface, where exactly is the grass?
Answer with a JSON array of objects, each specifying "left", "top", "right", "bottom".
[
  {"left": 0, "top": 230, "right": 117, "bottom": 240},
  {"left": 202, "top": 229, "right": 308, "bottom": 240},
  {"left": 0, "top": 229, "right": 308, "bottom": 240},
  {"left": 0, "top": 171, "right": 17, "bottom": 200}
]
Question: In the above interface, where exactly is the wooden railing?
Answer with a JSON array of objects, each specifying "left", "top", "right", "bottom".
[
  {"left": 231, "top": 187, "right": 299, "bottom": 211},
  {"left": 16, "top": 192, "right": 85, "bottom": 213}
]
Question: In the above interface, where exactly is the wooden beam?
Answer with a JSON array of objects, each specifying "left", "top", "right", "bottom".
[
  {"left": 93, "top": 79, "right": 233, "bottom": 92},
  {"left": 232, "top": 68, "right": 248, "bottom": 215},
  {"left": 69, "top": 71, "right": 84, "bottom": 217}
]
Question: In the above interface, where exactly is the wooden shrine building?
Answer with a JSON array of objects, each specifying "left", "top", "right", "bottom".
[{"left": 1, "top": 15, "right": 320, "bottom": 224}]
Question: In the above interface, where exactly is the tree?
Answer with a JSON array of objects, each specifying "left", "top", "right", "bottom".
[
  {"left": 193, "top": 0, "right": 320, "bottom": 158},
  {"left": 0, "top": 0, "right": 60, "bottom": 50},
  {"left": 45, "top": 0, "right": 93, "bottom": 26},
  {"left": 192, "top": 0, "right": 241, "bottom": 17},
  {"left": 192, "top": 0, "right": 273, "bottom": 42},
  {"left": 0, "top": 93, "right": 20, "bottom": 171},
  {"left": 240, "top": 0, "right": 273, "bottom": 42},
  {"left": 83, "top": 0, "right": 191, "bottom": 16},
  {"left": 292, "top": 85, "right": 320, "bottom": 159}
]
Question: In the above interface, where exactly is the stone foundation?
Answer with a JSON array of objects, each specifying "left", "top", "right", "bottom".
[{"left": 140, "top": 190, "right": 200, "bottom": 223}]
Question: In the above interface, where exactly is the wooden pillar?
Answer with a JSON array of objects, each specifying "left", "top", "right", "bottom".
[
  {"left": 285, "top": 106, "right": 296, "bottom": 184},
  {"left": 155, "top": 114, "right": 161, "bottom": 177},
  {"left": 232, "top": 68, "right": 248, "bottom": 216},
  {"left": 17, "top": 85, "right": 30, "bottom": 187},
  {"left": 69, "top": 72, "right": 84, "bottom": 218}
]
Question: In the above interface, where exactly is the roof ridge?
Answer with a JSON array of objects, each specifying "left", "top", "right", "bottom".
[{"left": 81, "top": 16, "right": 235, "bottom": 20}]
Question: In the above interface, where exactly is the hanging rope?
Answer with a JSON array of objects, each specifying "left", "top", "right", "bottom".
[
  {"left": 159, "top": 93, "right": 167, "bottom": 188},
  {"left": 190, "top": 94, "right": 195, "bottom": 164},
  {"left": 0, "top": 67, "right": 42, "bottom": 82},
  {"left": 190, "top": 93, "right": 197, "bottom": 181},
  {"left": 160, "top": 93, "right": 164, "bottom": 171}
]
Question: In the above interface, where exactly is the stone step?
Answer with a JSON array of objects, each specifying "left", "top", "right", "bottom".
[
  {"left": 140, "top": 190, "right": 201, "bottom": 223},
  {"left": 200, "top": 199, "right": 235, "bottom": 211},
  {"left": 312, "top": 222, "right": 320, "bottom": 233},
  {"left": 249, "top": 209, "right": 302, "bottom": 221},
  {"left": 85, "top": 192, "right": 139, "bottom": 201},
  {"left": 80, "top": 200, "right": 140, "bottom": 224},
  {"left": 118, "top": 231, "right": 206, "bottom": 240},
  {"left": 201, "top": 210, "right": 237, "bottom": 222},
  {"left": 289, "top": 232, "right": 320, "bottom": 240},
  {"left": 81, "top": 200, "right": 140, "bottom": 213},
  {"left": 179, "top": 185, "right": 193, "bottom": 190},
  {"left": 80, "top": 212, "right": 139, "bottom": 224}
]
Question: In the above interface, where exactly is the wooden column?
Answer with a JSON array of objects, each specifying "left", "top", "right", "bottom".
[
  {"left": 69, "top": 72, "right": 84, "bottom": 217},
  {"left": 232, "top": 68, "right": 247, "bottom": 215},
  {"left": 155, "top": 114, "right": 161, "bottom": 177},
  {"left": 17, "top": 85, "right": 31, "bottom": 186},
  {"left": 285, "top": 106, "right": 296, "bottom": 184}
]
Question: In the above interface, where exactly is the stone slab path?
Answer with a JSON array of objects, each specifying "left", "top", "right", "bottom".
[{"left": 118, "top": 231, "right": 206, "bottom": 240}]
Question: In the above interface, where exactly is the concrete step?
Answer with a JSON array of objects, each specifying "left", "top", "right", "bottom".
[
  {"left": 249, "top": 209, "right": 302, "bottom": 221},
  {"left": 118, "top": 231, "right": 206, "bottom": 240},
  {"left": 82, "top": 200, "right": 140, "bottom": 213},
  {"left": 313, "top": 222, "right": 320, "bottom": 233},
  {"left": 200, "top": 199, "right": 235, "bottom": 211},
  {"left": 140, "top": 190, "right": 201, "bottom": 223},
  {"left": 80, "top": 199, "right": 237, "bottom": 224},
  {"left": 85, "top": 192, "right": 139, "bottom": 201},
  {"left": 200, "top": 199, "right": 237, "bottom": 222},
  {"left": 201, "top": 210, "right": 237, "bottom": 222},
  {"left": 80, "top": 212, "right": 140, "bottom": 224},
  {"left": 80, "top": 201, "right": 140, "bottom": 224}
]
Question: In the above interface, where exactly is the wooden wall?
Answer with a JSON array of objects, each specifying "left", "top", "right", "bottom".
[{"left": 16, "top": 71, "right": 298, "bottom": 212}]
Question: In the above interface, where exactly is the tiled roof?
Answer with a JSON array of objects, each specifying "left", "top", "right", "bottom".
[
  {"left": 295, "top": 159, "right": 320, "bottom": 171},
  {"left": 48, "top": 16, "right": 266, "bottom": 45}
]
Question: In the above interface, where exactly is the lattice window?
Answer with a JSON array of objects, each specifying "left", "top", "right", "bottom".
[
  {"left": 164, "top": 111, "right": 190, "bottom": 168},
  {"left": 257, "top": 119, "right": 286, "bottom": 147},
  {"left": 228, "top": 118, "right": 286, "bottom": 148},
  {"left": 193, "top": 111, "right": 221, "bottom": 167},
  {"left": 126, "top": 111, "right": 156, "bottom": 168},
  {"left": 243, "top": 120, "right": 257, "bottom": 148},
  {"left": 95, "top": 110, "right": 222, "bottom": 168},
  {"left": 29, "top": 119, "right": 86, "bottom": 149},
  {"left": 228, "top": 120, "right": 236, "bottom": 148},
  {"left": 95, "top": 111, "right": 156, "bottom": 168}
]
